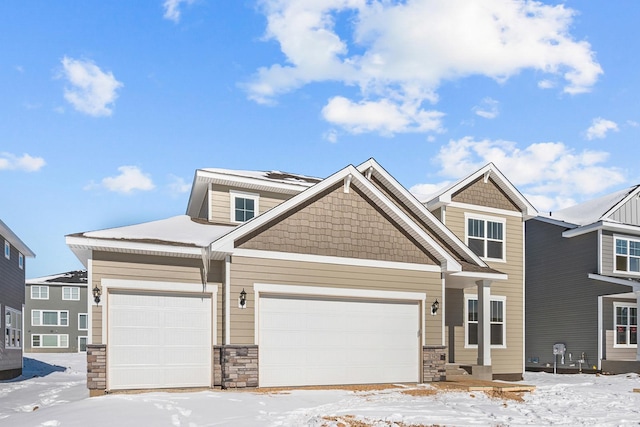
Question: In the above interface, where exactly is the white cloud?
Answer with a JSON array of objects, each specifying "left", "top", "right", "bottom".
[
  {"left": 321, "top": 96, "right": 444, "bottom": 135},
  {"left": 247, "top": 0, "right": 602, "bottom": 135},
  {"left": 472, "top": 98, "right": 499, "bottom": 119},
  {"left": 163, "top": 0, "right": 194, "bottom": 23},
  {"left": 414, "top": 137, "right": 625, "bottom": 211},
  {"left": 60, "top": 57, "right": 123, "bottom": 117},
  {"left": 585, "top": 117, "right": 619, "bottom": 140},
  {"left": 409, "top": 181, "right": 452, "bottom": 202},
  {"left": 0, "top": 153, "right": 46, "bottom": 172},
  {"left": 537, "top": 79, "right": 556, "bottom": 89},
  {"left": 94, "top": 166, "right": 155, "bottom": 194},
  {"left": 167, "top": 175, "right": 191, "bottom": 196}
]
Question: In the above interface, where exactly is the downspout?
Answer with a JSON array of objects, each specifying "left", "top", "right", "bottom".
[
  {"left": 441, "top": 273, "right": 446, "bottom": 347},
  {"left": 87, "top": 257, "right": 93, "bottom": 345},
  {"left": 597, "top": 295, "right": 603, "bottom": 371}
]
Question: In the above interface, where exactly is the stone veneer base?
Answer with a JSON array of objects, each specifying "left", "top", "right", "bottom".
[{"left": 423, "top": 345, "right": 447, "bottom": 382}]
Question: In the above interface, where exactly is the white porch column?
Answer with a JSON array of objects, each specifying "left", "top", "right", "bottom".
[
  {"left": 477, "top": 280, "right": 492, "bottom": 366},
  {"left": 636, "top": 290, "right": 640, "bottom": 362}
]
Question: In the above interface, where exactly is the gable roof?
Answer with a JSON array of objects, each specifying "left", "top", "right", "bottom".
[
  {"left": 0, "top": 218, "right": 35, "bottom": 257},
  {"left": 549, "top": 185, "right": 640, "bottom": 226},
  {"left": 425, "top": 163, "right": 538, "bottom": 218},
  {"left": 186, "top": 168, "right": 321, "bottom": 217}
]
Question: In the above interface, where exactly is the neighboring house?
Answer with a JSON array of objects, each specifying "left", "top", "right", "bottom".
[
  {"left": 0, "top": 219, "right": 35, "bottom": 380},
  {"left": 526, "top": 185, "right": 640, "bottom": 374},
  {"left": 66, "top": 159, "right": 533, "bottom": 394},
  {"left": 25, "top": 270, "right": 88, "bottom": 353}
]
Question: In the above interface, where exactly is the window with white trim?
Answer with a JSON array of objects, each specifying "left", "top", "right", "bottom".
[
  {"left": 230, "top": 191, "right": 259, "bottom": 223},
  {"left": 465, "top": 295, "right": 506, "bottom": 347},
  {"left": 19, "top": 253, "right": 23, "bottom": 269},
  {"left": 62, "top": 287, "right": 80, "bottom": 301},
  {"left": 32, "top": 334, "right": 68, "bottom": 348},
  {"left": 466, "top": 215, "right": 505, "bottom": 261},
  {"left": 614, "top": 303, "right": 637, "bottom": 347},
  {"left": 4, "top": 240, "right": 9, "bottom": 259},
  {"left": 32, "top": 310, "right": 68, "bottom": 327},
  {"left": 31, "top": 286, "right": 49, "bottom": 300},
  {"left": 78, "top": 336, "right": 88, "bottom": 352},
  {"left": 78, "top": 313, "right": 88, "bottom": 331},
  {"left": 5, "top": 307, "right": 22, "bottom": 349},
  {"left": 615, "top": 237, "right": 640, "bottom": 273}
]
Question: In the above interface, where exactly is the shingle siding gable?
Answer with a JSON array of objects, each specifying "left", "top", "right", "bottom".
[
  {"left": 452, "top": 177, "right": 520, "bottom": 211},
  {"left": 237, "top": 184, "right": 439, "bottom": 265}
]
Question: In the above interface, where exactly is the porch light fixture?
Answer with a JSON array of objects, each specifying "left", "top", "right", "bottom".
[
  {"left": 92, "top": 286, "right": 102, "bottom": 306},
  {"left": 431, "top": 299, "right": 439, "bottom": 315},
  {"left": 239, "top": 288, "right": 247, "bottom": 309}
]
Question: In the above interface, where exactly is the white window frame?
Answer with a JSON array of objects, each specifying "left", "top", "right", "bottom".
[
  {"left": 31, "top": 334, "right": 69, "bottom": 349},
  {"left": 464, "top": 213, "right": 506, "bottom": 262},
  {"left": 464, "top": 294, "right": 507, "bottom": 349},
  {"left": 62, "top": 287, "right": 81, "bottom": 301},
  {"left": 4, "top": 240, "right": 9, "bottom": 259},
  {"left": 5, "top": 306, "right": 22, "bottom": 349},
  {"left": 229, "top": 190, "right": 259, "bottom": 223},
  {"left": 31, "top": 285, "right": 49, "bottom": 300},
  {"left": 18, "top": 253, "right": 23, "bottom": 269},
  {"left": 78, "top": 313, "right": 88, "bottom": 331},
  {"left": 613, "top": 302, "right": 638, "bottom": 348},
  {"left": 32, "top": 310, "right": 69, "bottom": 327},
  {"left": 78, "top": 336, "right": 88, "bottom": 353},
  {"left": 614, "top": 236, "right": 640, "bottom": 275}
]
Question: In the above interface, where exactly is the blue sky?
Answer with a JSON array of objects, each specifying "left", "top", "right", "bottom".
[{"left": 2, "top": 0, "right": 640, "bottom": 278}]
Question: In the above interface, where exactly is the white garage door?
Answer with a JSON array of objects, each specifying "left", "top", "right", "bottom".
[
  {"left": 108, "top": 291, "right": 212, "bottom": 390},
  {"left": 259, "top": 295, "right": 420, "bottom": 387}
]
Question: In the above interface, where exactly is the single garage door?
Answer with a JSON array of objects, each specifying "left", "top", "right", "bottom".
[
  {"left": 259, "top": 295, "right": 420, "bottom": 387},
  {"left": 108, "top": 290, "right": 212, "bottom": 390}
]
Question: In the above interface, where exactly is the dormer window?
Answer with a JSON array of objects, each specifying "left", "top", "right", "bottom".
[{"left": 230, "top": 191, "right": 259, "bottom": 223}]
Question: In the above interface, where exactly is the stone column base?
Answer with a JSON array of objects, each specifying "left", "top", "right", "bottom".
[
  {"left": 220, "top": 345, "right": 259, "bottom": 389},
  {"left": 87, "top": 344, "right": 107, "bottom": 396},
  {"left": 423, "top": 345, "right": 447, "bottom": 382}
]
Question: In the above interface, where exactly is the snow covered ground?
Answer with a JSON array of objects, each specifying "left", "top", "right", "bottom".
[{"left": 1, "top": 353, "right": 640, "bottom": 426}]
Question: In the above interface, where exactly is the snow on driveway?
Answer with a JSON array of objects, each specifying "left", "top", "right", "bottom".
[{"left": 1, "top": 353, "right": 640, "bottom": 426}]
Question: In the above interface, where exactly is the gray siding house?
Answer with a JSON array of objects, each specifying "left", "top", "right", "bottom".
[
  {"left": 0, "top": 219, "right": 35, "bottom": 379},
  {"left": 25, "top": 270, "right": 88, "bottom": 353},
  {"left": 526, "top": 185, "right": 640, "bottom": 373}
]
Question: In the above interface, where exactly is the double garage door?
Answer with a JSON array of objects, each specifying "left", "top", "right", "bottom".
[
  {"left": 259, "top": 295, "right": 420, "bottom": 387},
  {"left": 108, "top": 291, "right": 212, "bottom": 390}
]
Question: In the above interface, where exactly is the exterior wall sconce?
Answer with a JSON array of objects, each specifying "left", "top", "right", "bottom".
[
  {"left": 93, "top": 286, "right": 102, "bottom": 306},
  {"left": 239, "top": 288, "right": 247, "bottom": 309},
  {"left": 431, "top": 299, "right": 439, "bottom": 315}
]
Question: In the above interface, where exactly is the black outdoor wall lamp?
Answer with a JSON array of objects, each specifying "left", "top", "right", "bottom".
[
  {"left": 93, "top": 285, "right": 102, "bottom": 306},
  {"left": 431, "top": 299, "right": 439, "bottom": 315},
  {"left": 239, "top": 288, "right": 247, "bottom": 309}
]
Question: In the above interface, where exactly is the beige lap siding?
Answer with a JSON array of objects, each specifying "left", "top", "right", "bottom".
[
  {"left": 228, "top": 256, "right": 442, "bottom": 346},
  {"left": 90, "top": 252, "right": 224, "bottom": 345},
  {"left": 605, "top": 330, "right": 638, "bottom": 361},
  {"left": 208, "top": 185, "right": 290, "bottom": 224},
  {"left": 445, "top": 206, "right": 525, "bottom": 376}
]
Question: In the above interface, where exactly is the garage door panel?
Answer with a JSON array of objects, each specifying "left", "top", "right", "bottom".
[
  {"left": 259, "top": 295, "right": 420, "bottom": 387},
  {"left": 108, "top": 291, "right": 212, "bottom": 390}
]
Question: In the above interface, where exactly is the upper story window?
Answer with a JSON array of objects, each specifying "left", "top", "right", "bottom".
[
  {"left": 62, "top": 287, "right": 80, "bottom": 301},
  {"left": 18, "top": 253, "right": 23, "bottom": 269},
  {"left": 615, "top": 237, "right": 640, "bottom": 273},
  {"left": 230, "top": 191, "right": 259, "bottom": 223},
  {"left": 614, "top": 303, "right": 637, "bottom": 347},
  {"left": 4, "top": 240, "right": 9, "bottom": 259},
  {"left": 465, "top": 295, "right": 506, "bottom": 348},
  {"left": 465, "top": 214, "right": 505, "bottom": 261},
  {"left": 31, "top": 286, "right": 49, "bottom": 300}
]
